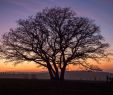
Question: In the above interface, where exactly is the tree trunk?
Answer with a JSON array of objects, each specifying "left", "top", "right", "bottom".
[
  {"left": 48, "top": 68, "right": 60, "bottom": 80},
  {"left": 60, "top": 65, "right": 66, "bottom": 80},
  {"left": 47, "top": 62, "right": 66, "bottom": 80},
  {"left": 48, "top": 68, "right": 55, "bottom": 80},
  {"left": 54, "top": 71, "right": 60, "bottom": 80}
]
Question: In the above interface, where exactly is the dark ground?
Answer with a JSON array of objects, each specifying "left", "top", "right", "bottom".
[{"left": 0, "top": 79, "right": 113, "bottom": 95}]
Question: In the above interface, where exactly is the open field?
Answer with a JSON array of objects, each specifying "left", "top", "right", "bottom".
[
  {"left": 0, "top": 79, "right": 113, "bottom": 95},
  {"left": 0, "top": 71, "right": 113, "bottom": 81}
]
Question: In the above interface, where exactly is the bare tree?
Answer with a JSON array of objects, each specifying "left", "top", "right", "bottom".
[{"left": 0, "top": 7, "right": 109, "bottom": 80}]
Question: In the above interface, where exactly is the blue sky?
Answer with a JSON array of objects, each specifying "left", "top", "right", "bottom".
[{"left": 0, "top": 0, "right": 113, "bottom": 72}]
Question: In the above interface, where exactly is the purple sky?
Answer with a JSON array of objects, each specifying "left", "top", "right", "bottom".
[
  {"left": 0, "top": 0, "right": 113, "bottom": 72},
  {"left": 0, "top": 0, "right": 113, "bottom": 46}
]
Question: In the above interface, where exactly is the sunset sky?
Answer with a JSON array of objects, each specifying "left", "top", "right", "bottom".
[{"left": 0, "top": 0, "right": 113, "bottom": 73}]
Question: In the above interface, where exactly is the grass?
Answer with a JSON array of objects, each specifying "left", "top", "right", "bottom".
[{"left": 0, "top": 78, "right": 113, "bottom": 95}]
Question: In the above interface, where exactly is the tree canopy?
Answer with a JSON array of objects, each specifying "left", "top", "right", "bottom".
[{"left": 0, "top": 7, "right": 109, "bottom": 80}]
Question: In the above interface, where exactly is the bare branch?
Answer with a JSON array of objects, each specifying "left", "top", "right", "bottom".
[{"left": 0, "top": 7, "right": 109, "bottom": 80}]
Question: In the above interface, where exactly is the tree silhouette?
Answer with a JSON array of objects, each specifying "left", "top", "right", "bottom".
[{"left": 0, "top": 7, "right": 109, "bottom": 80}]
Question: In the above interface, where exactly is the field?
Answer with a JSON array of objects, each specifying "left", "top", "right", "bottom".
[{"left": 0, "top": 79, "right": 113, "bottom": 95}]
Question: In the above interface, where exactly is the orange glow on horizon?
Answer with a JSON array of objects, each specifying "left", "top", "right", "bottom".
[
  {"left": 0, "top": 60, "right": 47, "bottom": 72},
  {"left": 0, "top": 58, "right": 113, "bottom": 73}
]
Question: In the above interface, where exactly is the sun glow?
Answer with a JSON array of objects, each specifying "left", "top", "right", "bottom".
[
  {"left": 0, "top": 60, "right": 47, "bottom": 72},
  {"left": 0, "top": 58, "right": 113, "bottom": 73}
]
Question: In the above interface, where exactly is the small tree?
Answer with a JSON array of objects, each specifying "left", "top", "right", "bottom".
[{"left": 0, "top": 7, "right": 109, "bottom": 80}]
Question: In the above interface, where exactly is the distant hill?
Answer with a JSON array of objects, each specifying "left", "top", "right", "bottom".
[
  {"left": 65, "top": 71, "right": 113, "bottom": 81},
  {"left": 0, "top": 71, "right": 113, "bottom": 81}
]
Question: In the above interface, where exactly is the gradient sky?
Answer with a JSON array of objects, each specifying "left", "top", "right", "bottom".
[{"left": 0, "top": 0, "right": 113, "bottom": 72}]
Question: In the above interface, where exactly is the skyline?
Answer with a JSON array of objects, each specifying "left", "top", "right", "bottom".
[{"left": 0, "top": 0, "right": 113, "bottom": 73}]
